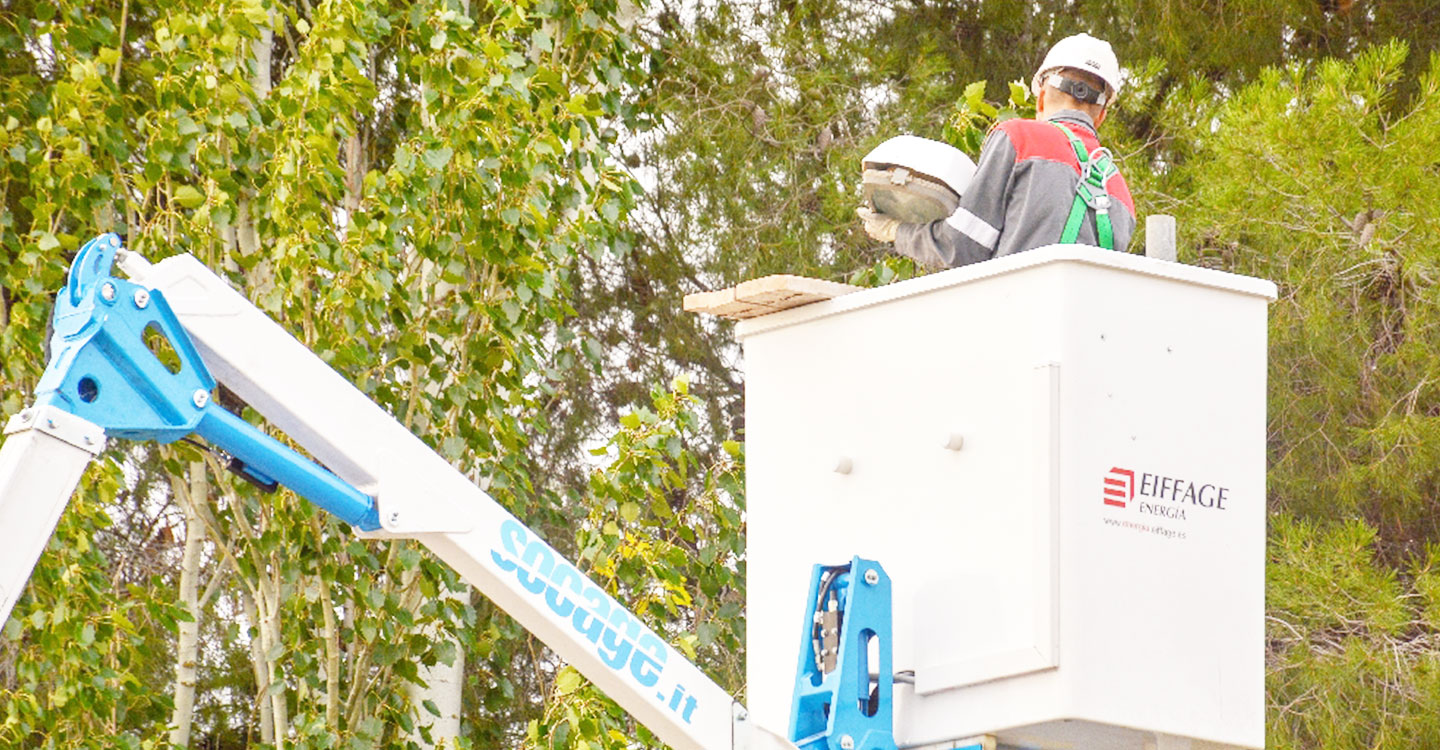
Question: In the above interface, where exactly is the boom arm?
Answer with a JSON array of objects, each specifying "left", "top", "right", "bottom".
[{"left": 0, "top": 235, "right": 796, "bottom": 750}]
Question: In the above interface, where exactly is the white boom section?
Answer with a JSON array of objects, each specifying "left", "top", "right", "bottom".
[
  {"left": 0, "top": 405, "right": 106, "bottom": 627},
  {"left": 119, "top": 252, "right": 741, "bottom": 750}
]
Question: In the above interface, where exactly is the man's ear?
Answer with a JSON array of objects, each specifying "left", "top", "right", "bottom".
[{"left": 1095, "top": 107, "right": 1107, "bottom": 127}]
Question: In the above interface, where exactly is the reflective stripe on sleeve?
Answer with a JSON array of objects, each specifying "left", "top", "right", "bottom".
[{"left": 945, "top": 207, "right": 1000, "bottom": 250}]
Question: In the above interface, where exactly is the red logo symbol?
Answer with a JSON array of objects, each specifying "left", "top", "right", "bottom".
[{"left": 1103, "top": 467, "right": 1134, "bottom": 508}]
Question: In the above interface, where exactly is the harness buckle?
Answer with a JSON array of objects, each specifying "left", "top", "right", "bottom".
[{"left": 1075, "top": 183, "right": 1112, "bottom": 211}]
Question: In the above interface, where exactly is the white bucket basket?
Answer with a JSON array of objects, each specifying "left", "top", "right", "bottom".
[{"left": 741, "top": 246, "right": 1275, "bottom": 750}]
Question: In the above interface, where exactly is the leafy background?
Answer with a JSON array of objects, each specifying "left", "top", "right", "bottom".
[{"left": 4, "top": 0, "right": 1440, "bottom": 748}]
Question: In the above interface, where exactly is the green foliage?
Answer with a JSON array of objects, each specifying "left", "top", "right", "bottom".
[
  {"left": 844, "top": 254, "right": 919, "bottom": 288},
  {"left": 1269, "top": 515, "right": 1408, "bottom": 639},
  {"left": 1169, "top": 42, "right": 1440, "bottom": 552},
  {"left": 0, "top": 467, "right": 175, "bottom": 749},
  {"left": 1, "top": 0, "right": 651, "bottom": 745},
  {"left": 1170, "top": 42, "right": 1440, "bottom": 749},
  {"left": 531, "top": 378, "right": 744, "bottom": 749},
  {"left": 12, "top": 0, "right": 1440, "bottom": 746},
  {"left": 1266, "top": 516, "right": 1440, "bottom": 749},
  {"left": 609, "top": 7, "right": 1440, "bottom": 747},
  {"left": 940, "top": 79, "right": 1034, "bottom": 158}
]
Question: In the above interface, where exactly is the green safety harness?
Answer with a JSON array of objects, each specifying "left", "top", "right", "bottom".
[{"left": 1051, "top": 121, "right": 1118, "bottom": 250}]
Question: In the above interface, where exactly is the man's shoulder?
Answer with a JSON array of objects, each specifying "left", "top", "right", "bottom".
[
  {"left": 994, "top": 118, "right": 1053, "bottom": 137},
  {"left": 991, "top": 118, "right": 1073, "bottom": 164}
]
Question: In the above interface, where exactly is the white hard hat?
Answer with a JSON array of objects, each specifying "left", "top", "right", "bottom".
[{"left": 1031, "top": 33, "right": 1122, "bottom": 104}]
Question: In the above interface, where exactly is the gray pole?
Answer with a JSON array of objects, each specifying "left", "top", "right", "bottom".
[{"left": 1146, "top": 214, "right": 1177, "bottom": 262}]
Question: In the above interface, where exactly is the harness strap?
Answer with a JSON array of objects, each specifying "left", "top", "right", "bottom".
[{"left": 1051, "top": 122, "right": 1118, "bottom": 250}]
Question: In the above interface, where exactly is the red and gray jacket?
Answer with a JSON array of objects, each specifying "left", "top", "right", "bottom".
[{"left": 894, "top": 110, "right": 1135, "bottom": 267}]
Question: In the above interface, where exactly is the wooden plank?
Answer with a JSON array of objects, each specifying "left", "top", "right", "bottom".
[{"left": 684, "top": 274, "right": 860, "bottom": 320}]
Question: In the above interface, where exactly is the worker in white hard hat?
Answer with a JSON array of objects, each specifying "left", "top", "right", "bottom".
[{"left": 858, "top": 33, "right": 1136, "bottom": 267}]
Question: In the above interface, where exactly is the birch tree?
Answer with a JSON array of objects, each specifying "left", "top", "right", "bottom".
[{"left": 0, "top": 0, "right": 653, "bottom": 746}]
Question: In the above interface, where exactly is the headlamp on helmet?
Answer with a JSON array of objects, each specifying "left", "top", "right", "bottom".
[{"left": 1045, "top": 73, "right": 1110, "bottom": 107}]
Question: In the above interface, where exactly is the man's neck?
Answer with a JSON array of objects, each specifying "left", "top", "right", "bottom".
[{"left": 1040, "top": 108, "right": 1098, "bottom": 133}]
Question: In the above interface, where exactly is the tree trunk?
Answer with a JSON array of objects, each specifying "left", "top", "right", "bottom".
[
  {"left": 403, "top": 583, "right": 467, "bottom": 748},
  {"left": 167, "top": 461, "right": 207, "bottom": 747},
  {"left": 235, "top": 24, "right": 270, "bottom": 260},
  {"left": 319, "top": 574, "right": 342, "bottom": 729},
  {"left": 242, "top": 590, "right": 275, "bottom": 743},
  {"left": 258, "top": 575, "right": 290, "bottom": 739},
  {"left": 343, "top": 132, "right": 364, "bottom": 217}
]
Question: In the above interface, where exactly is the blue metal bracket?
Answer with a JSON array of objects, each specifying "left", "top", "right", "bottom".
[
  {"left": 789, "top": 556, "right": 895, "bottom": 750},
  {"left": 35, "top": 234, "right": 213, "bottom": 441},
  {"left": 32, "top": 234, "right": 380, "bottom": 530}
]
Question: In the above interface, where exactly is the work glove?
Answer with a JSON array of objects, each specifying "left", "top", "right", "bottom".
[{"left": 856, "top": 206, "right": 900, "bottom": 244}]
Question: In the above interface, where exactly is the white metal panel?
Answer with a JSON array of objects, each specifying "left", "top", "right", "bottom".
[
  {"left": 734, "top": 246, "right": 1276, "bottom": 341},
  {"left": 742, "top": 246, "right": 1272, "bottom": 750},
  {"left": 1053, "top": 261, "right": 1267, "bottom": 747},
  {"left": 910, "top": 362, "right": 1060, "bottom": 693},
  {"left": 0, "top": 406, "right": 105, "bottom": 627},
  {"left": 743, "top": 263, "right": 1073, "bottom": 733}
]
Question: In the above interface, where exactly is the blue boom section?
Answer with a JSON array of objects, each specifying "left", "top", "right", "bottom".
[
  {"left": 34, "top": 234, "right": 380, "bottom": 531},
  {"left": 789, "top": 557, "right": 896, "bottom": 750},
  {"left": 194, "top": 406, "right": 379, "bottom": 529}
]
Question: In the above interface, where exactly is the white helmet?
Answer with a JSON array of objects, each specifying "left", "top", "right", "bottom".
[{"left": 1031, "top": 33, "right": 1122, "bottom": 105}]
